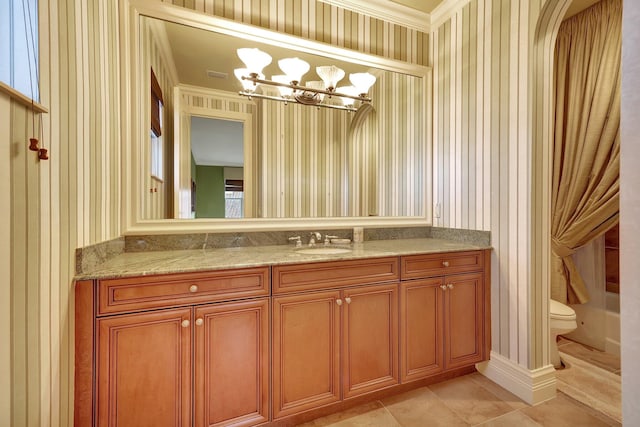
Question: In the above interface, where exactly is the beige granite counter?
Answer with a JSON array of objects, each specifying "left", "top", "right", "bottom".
[{"left": 76, "top": 238, "right": 491, "bottom": 280}]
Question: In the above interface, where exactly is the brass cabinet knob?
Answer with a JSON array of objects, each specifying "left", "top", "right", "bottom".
[
  {"left": 181, "top": 319, "right": 190, "bottom": 328},
  {"left": 336, "top": 299, "right": 343, "bottom": 306},
  {"left": 442, "top": 261, "right": 450, "bottom": 267},
  {"left": 195, "top": 318, "right": 204, "bottom": 326},
  {"left": 189, "top": 284, "right": 198, "bottom": 293},
  {"left": 345, "top": 297, "right": 352, "bottom": 304}
]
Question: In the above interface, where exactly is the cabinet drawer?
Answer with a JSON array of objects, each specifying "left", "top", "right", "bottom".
[
  {"left": 97, "top": 267, "right": 270, "bottom": 315},
  {"left": 401, "top": 251, "right": 484, "bottom": 279},
  {"left": 273, "top": 257, "right": 399, "bottom": 294}
]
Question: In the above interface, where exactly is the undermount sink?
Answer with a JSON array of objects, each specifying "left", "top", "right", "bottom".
[{"left": 295, "top": 246, "right": 352, "bottom": 255}]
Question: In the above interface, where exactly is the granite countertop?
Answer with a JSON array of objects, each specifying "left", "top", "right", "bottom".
[{"left": 76, "top": 238, "right": 491, "bottom": 280}]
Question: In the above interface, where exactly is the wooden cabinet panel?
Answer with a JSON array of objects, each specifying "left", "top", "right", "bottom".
[
  {"left": 194, "top": 299, "right": 269, "bottom": 427},
  {"left": 401, "top": 251, "right": 483, "bottom": 280},
  {"left": 272, "top": 257, "right": 399, "bottom": 294},
  {"left": 96, "top": 308, "right": 192, "bottom": 427},
  {"left": 342, "top": 283, "right": 399, "bottom": 399},
  {"left": 444, "top": 272, "right": 484, "bottom": 369},
  {"left": 400, "top": 278, "right": 444, "bottom": 383},
  {"left": 272, "top": 291, "right": 342, "bottom": 419},
  {"left": 98, "top": 267, "right": 269, "bottom": 315}
]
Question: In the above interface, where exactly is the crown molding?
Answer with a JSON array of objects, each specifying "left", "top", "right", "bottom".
[
  {"left": 318, "top": 0, "right": 430, "bottom": 33},
  {"left": 430, "top": 0, "right": 472, "bottom": 30}
]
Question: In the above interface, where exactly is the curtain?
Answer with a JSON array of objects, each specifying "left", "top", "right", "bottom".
[{"left": 551, "top": 0, "right": 621, "bottom": 304}]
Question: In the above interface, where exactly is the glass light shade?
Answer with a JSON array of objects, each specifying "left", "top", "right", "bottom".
[
  {"left": 234, "top": 68, "right": 263, "bottom": 92},
  {"left": 305, "top": 81, "right": 325, "bottom": 102},
  {"left": 272, "top": 75, "right": 294, "bottom": 97},
  {"left": 316, "top": 65, "right": 345, "bottom": 91},
  {"left": 278, "top": 57, "right": 310, "bottom": 84},
  {"left": 349, "top": 72, "right": 376, "bottom": 95},
  {"left": 237, "top": 48, "right": 272, "bottom": 75},
  {"left": 336, "top": 85, "right": 360, "bottom": 106}
]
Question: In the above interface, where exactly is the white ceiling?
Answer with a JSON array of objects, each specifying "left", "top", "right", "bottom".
[
  {"left": 389, "top": 0, "right": 444, "bottom": 14},
  {"left": 161, "top": 18, "right": 369, "bottom": 94},
  {"left": 190, "top": 116, "right": 244, "bottom": 167}
]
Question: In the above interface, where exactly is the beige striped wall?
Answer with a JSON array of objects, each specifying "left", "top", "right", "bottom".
[
  {"left": 431, "top": 0, "right": 572, "bottom": 372},
  {"left": 2, "top": 0, "right": 430, "bottom": 425},
  {"left": 141, "top": 17, "right": 177, "bottom": 219},
  {"left": 259, "top": 71, "right": 425, "bottom": 218}
]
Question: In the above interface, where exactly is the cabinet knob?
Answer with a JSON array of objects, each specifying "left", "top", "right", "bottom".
[
  {"left": 189, "top": 284, "right": 198, "bottom": 293},
  {"left": 195, "top": 318, "right": 204, "bottom": 326},
  {"left": 181, "top": 319, "right": 190, "bottom": 328},
  {"left": 447, "top": 284, "right": 454, "bottom": 289},
  {"left": 442, "top": 261, "right": 450, "bottom": 267},
  {"left": 336, "top": 299, "right": 343, "bottom": 306},
  {"left": 440, "top": 284, "right": 447, "bottom": 290},
  {"left": 345, "top": 297, "right": 352, "bottom": 304}
]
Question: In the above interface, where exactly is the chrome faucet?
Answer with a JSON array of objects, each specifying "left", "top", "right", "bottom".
[
  {"left": 309, "top": 232, "right": 322, "bottom": 246},
  {"left": 324, "top": 234, "right": 338, "bottom": 245}
]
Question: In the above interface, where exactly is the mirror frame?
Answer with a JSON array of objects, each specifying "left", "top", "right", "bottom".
[{"left": 121, "top": 0, "right": 432, "bottom": 234}]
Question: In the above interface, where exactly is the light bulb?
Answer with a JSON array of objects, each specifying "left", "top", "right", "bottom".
[
  {"left": 316, "top": 65, "right": 345, "bottom": 91},
  {"left": 336, "top": 85, "right": 360, "bottom": 106},
  {"left": 234, "top": 68, "right": 262, "bottom": 92},
  {"left": 278, "top": 57, "right": 310, "bottom": 85},
  {"left": 272, "top": 75, "right": 294, "bottom": 98},
  {"left": 237, "top": 48, "right": 272, "bottom": 76},
  {"left": 349, "top": 72, "right": 376, "bottom": 96},
  {"left": 305, "top": 81, "right": 325, "bottom": 102}
]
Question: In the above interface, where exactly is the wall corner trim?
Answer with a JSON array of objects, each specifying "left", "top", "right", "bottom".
[
  {"left": 317, "top": 0, "right": 431, "bottom": 33},
  {"left": 430, "top": 0, "right": 472, "bottom": 30},
  {"left": 476, "top": 352, "right": 557, "bottom": 405}
]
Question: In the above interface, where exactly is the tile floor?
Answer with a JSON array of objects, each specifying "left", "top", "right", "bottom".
[
  {"left": 556, "top": 338, "right": 622, "bottom": 423},
  {"left": 299, "top": 350, "right": 622, "bottom": 427}
]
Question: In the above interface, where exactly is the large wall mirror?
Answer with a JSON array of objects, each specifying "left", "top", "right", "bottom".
[{"left": 121, "top": 0, "right": 432, "bottom": 233}]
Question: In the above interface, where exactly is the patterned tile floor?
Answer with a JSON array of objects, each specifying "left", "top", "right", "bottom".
[{"left": 299, "top": 342, "right": 622, "bottom": 427}]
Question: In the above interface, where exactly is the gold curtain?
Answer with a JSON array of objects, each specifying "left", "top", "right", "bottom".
[{"left": 551, "top": 0, "right": 621, "bottom": 304}]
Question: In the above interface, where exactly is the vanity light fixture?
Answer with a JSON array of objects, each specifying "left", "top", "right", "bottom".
[{"left": 234, "top": 48, "right": 375, "bottom": 112}]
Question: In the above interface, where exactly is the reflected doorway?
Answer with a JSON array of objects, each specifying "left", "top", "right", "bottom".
[{"left": 190, "top": 116, "right": 244, "bottom": 218}]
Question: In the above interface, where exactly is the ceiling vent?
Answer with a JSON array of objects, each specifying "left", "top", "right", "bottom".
[{"left": 207, "top": 70, "right": 228, "bottom": 79}]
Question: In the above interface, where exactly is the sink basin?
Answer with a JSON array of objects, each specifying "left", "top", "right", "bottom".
[{"left": 296, "top": 247, "right": 352, "bottom": 255}]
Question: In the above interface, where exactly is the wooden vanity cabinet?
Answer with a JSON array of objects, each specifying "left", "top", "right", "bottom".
[
  {"left": 76, "top": 266, "right": 270, "bottom": 427},
  {"left": 400, "top": 251, "right": 489, "bottom": 383},
  {"left": 271, "top": 258, "right": 400, "bottom": 420}
]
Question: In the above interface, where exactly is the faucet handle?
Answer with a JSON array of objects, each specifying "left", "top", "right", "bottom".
[
  {"left": 324, "top": 235, "right": 339, "bottom": 245},
  {"left": 288, "top": 236, "right": 302, "bottom": 247}
]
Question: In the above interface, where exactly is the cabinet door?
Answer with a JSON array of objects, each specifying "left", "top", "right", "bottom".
[
  {"left": 194, "top": 299, "right": 269, "bottom": 427},
  {"left": 444, "top": 272, "right": 484, "bottom": 369},
  {"left": 96, "top": 308, "right": 192, "bottom": 427},
  {"left": 342, "top": 283, "right": 399, "bottom": 399},
  {"left": 400, "top": 278, "right": 444, "bottom": 383},
  {"left": 272, "top": 291, "right": 342, "bottom": 419}
]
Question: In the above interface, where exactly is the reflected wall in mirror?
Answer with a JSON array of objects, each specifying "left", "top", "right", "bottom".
[{"left": 126, "top": 1, "right": 431, "bottom": 232}]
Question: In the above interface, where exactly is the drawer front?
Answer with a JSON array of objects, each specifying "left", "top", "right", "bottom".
[
  {"left": 98, "top": 267, "right": 270, "bottom": 315},
  {"left": 401, "top": 251, "right": 484, "bottom": 279},
  {"left": 273, "top": 257, "right": 399, "bottom": 294}
]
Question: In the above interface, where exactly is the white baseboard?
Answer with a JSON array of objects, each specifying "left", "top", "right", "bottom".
[{"left": 476, "top": 352, "right": 557, "bottom": 405}]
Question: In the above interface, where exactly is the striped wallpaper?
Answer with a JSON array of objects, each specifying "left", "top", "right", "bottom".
[
  {"left": 259, "top": 70, "right": 426, "bottom": 218},
  {"left": 166, "top": 0, "right": 430, "bottom": 66},
  {"left": 431, "top": 0, "right": 572, "bottom": 374},
  {"left": 141, "top": 17, "right": 178, "bottom": 219},
  {"left": 2, "top": 0, "right": 431, "bottom": 425}
]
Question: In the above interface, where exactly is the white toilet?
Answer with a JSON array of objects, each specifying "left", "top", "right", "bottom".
[{"left": 549, "top": 299, "right": 578, "bottom": 368}]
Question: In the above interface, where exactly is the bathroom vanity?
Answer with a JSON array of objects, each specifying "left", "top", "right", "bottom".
[{"left": 74, "top": 239, "right": 490, "bottom": 427}]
